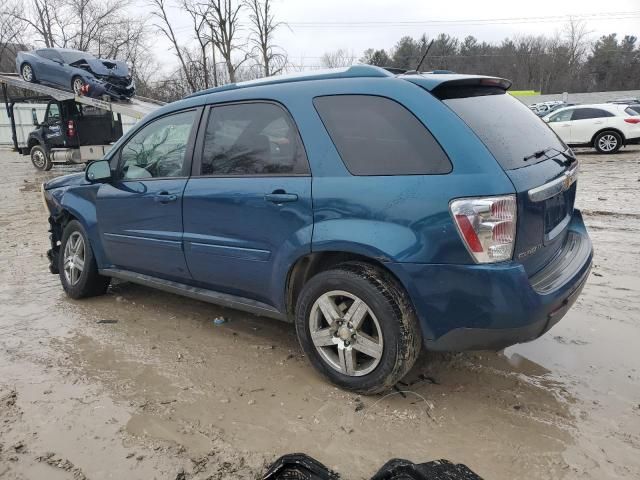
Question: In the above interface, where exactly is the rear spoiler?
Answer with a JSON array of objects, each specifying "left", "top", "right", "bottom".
[{"left": 402, "top": 74, "right": 512, "bottom": 98}]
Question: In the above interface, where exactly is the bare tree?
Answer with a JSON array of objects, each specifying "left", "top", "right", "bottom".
[
  {"left": 149, "top": 0, "right": 197, "bottom": 92},
  {"left": 206, "top": 0, "right": 248, "bottom": 83},
  {"left": 244, "top": 0, "right": 286, "bottom": 77},
  {"left": 183, "top": 0, "right": 212, "bottom": 88},
  {"left": 0, "top": 1, "right": 27, "bottom": 66},
  {"left": 320, "top": 49, "right": 356, "bottom": 68},
  {"left": 15, "top": 0, "right": 65, "bottom": 48}
]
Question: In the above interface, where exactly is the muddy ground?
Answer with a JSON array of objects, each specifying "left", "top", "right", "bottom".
[{"left": 0, "top": 146, "right": 639, "bottom": 480}]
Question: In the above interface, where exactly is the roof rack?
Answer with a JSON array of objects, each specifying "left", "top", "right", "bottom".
[
  {"left": 0, "top": 73, "right": 163, "bottom": 119},
  {"left": 187, "top": 65, "right": 393, "bottom": 98}
]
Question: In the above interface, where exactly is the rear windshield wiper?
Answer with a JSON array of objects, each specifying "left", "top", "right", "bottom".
[
  {"left": 523, "top": 147, "right": 575, "bottom": 167},
  {"left": 523, "top": 147, "right": 554, "bottom": 162}
]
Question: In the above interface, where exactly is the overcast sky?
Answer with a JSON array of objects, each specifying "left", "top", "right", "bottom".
[{"left": 139, "top": 0, "right": 640, "bottom": 74}]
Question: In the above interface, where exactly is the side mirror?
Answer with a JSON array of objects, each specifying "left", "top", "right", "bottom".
[
  {"left": 32, "top": 108, "right": 39, "bottom": 126},
  {"left": 85, "top": 160, "right": 112, "bottom": 183},
  {"left": 543, "top": 117, "right": 551, "bottom": 123}
]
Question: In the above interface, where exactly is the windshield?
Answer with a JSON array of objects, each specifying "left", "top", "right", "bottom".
[
  {"left": 60, "top": 50, "right": 95, "bottom": 65},
  {"left": 442, "top": 91, "right": 567, "bottom": 170}
]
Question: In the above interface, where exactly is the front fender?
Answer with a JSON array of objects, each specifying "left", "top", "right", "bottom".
[{"left": 53, "top": 185, "right": 108, "bottom": 267}]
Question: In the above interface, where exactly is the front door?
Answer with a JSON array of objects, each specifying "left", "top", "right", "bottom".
[
  {"left": 546, "top": 108, "right": 574, "bottom": 143},
  {"left": 42, "top": 102, "right": 64, "bottom": 146},
  {"left": 96, "top": 108, "right": 200, "bottom": 281},
  {"left": 182, "top": 102, "right": 312, "bottom": 306}
]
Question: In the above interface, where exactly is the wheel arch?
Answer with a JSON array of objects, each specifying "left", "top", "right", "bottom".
[
  {"left": 591, "top": 127, "right": 625, "bottom": 146},
  {"left": 285, "top": 251, "right": 414, "bottom": 319},
  {"left": 54, "top": 194, "right": 108, "bottom": 268}
]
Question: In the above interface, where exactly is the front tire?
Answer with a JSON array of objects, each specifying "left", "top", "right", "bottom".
[
  {"left": 30, "top": 145, "right": 52, "bottom": 171},
  {"left": 59, "top": 220, "right": 110, "bottom": 299},
  {"left": 21, "top": 63, "right": 36, "bottom": 82},
  {"left": 594, "top": 130, "right": 622, "bottom": 154},
  {"left": 295, "top": 262, "right": 421, "bottom": 395},
  {"left": 72, "top": 76, "right": 86, "bottom": 95}
]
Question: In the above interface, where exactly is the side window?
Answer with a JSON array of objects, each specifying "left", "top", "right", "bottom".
[
  {"left": 119, "top": 110, "right": 196, "bottom": 180},
  {"left": 313, "top": 95, "right": 451, "bottom": 175},
  {"left": 200, "top": 103, "right": 309, "bottom": 176},
  {"left": 46, "top": 103, "right": 60, "bottom": 122},
  {"left": 549, "top": 109, "right": 573, "bottom": 122},
  {"left": 571, "top": 108, "right": 613, "bottom": 120},
  {"left": 37, "top": 49, "right": 63, "bottom": 63}
]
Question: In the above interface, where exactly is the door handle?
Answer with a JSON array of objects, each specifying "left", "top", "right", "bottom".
[
  {"left": 154, "top": 192, "right": 178, "bottom": 203},
  {"left": 264, "top": 191, "right": 298, "bottom": 203}
]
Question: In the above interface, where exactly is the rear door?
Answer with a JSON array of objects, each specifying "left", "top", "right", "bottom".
[
  {"left": 568, "top": 107, "right": 615, "bottom": 143},
  {"left": 96, "top": 108, "right": 200, "bottom": 281},
  {"left": 437, "top": 86, "right": 577, "bottom": 275},
  {"left": 182, "top": 101, "right": 312, "bottom": 306}
]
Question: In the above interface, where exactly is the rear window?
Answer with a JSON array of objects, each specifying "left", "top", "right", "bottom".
[
  {"left": 313, "top": 95, "right": 451, "bottom": 176},
  {"left": 626, "top": 106, "right": 640, "bottom": 116},
  {"left": 440, "top": 90, "right": 566, "bottom": 170}
]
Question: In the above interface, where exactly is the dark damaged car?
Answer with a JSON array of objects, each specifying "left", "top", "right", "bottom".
[{"left": 16, "top": 48, "right": 135, "bottom": 101}]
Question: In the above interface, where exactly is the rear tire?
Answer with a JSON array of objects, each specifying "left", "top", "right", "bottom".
[
  {"left": 295, "top": 262, "right": 421, "bottom": 395},
  {"left": 594, "top": 130, "right": 622, "bottom": 154},
  {"left": 30, "top": 145, "right": 52, "bottom": 171},
  {"left": 21, "top": 63, "right": 36, "bottom": 82},
  {"left": 58, "top": 220, "right": 110, "bottom": 299}
]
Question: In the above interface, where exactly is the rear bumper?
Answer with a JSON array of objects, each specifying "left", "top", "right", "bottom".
[{"left": 387, "top": 210, "right": 593, "bottom": 351}]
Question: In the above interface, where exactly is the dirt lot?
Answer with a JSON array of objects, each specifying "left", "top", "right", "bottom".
[{"left": 0, "top": 146, "right": 639, "bottom": 480}]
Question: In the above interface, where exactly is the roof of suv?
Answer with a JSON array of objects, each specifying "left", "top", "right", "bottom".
[{"left": 186, "top": 65, "right": 511, "bottom": 99}]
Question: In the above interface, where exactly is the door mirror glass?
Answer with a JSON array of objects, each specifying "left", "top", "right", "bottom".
[
  {"left": 31, "top": 108, "right": 39, "bottom": 126},
  {"left": 86, "top": 160, "right": 112, "bottom": 183}
]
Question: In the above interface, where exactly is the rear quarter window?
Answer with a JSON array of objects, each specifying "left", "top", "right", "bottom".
[{"left": 313, "top": 95, "right": 451, "bottom": 176}]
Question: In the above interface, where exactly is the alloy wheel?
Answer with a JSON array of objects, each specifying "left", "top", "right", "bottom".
[
  {"left": 22, "top": 64, "right": 33, "bottom": 82},
  {"left": 73, "top": 78, "right": 84, "bottom": 95},
  {"left": 63, "top": 232, "right": 85, "bottom": 286},
  {"left": 598, "top": 134, "right": 618, "bottom": 152},
  {"left": 308, "top": 290, "right": 383, "bottom": 377}
]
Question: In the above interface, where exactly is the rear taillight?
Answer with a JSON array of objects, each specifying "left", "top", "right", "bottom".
[
  {"left": 624, "top": 118, "right": 640, "bottom": 124},
  {"left": 67, "top": 120, "right": 75, "bottom": 137},
  {"left": 450, "top": 195, "right": 517, "bottom": 263}
]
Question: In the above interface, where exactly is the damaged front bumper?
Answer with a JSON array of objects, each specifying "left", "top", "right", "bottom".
[{"left": 86, "top": 76, "right": 135, "bottom": 101}]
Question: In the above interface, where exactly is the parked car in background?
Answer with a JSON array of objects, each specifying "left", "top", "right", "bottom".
[
  {"left": 16, "top": 48, "right": 135, "bottom": 100},
  {"left": 530, "top": 101, "right": 569, "bottom": 116},
  {"left": 41, "top": 66, "right": 592, "bottom": 393},
  {"left": 607, "top": 98, "right": 640, "bottom": 105},
  {"left": 543, "top": 103, "right": 640, "bottom": 153}
]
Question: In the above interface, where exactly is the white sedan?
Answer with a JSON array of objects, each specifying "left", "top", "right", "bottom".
[{"left": 543, "top": 104, "right": 640, "bottom": 153}]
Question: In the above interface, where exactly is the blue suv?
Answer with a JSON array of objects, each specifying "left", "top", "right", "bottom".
[{"left": 42, "top": 66, "right": 593, "bottom": 394}]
